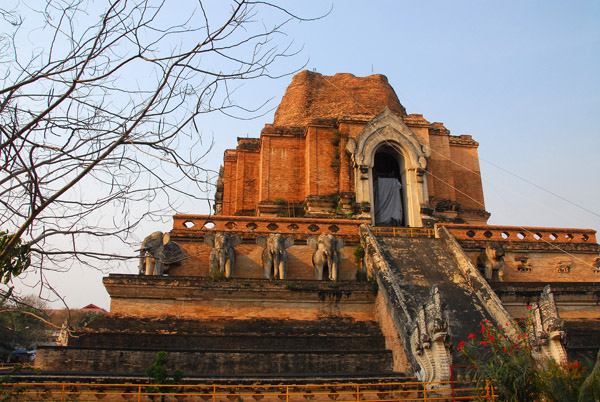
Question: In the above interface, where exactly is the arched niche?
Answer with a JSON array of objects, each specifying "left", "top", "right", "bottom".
[{"left": 346, "top": 108, "right": 430, "bottom": 227}]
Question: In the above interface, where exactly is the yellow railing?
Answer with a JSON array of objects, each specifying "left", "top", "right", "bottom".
[
  {"left": 373, "top": 226, "right": 436, "bottom": 238},
  {"left": 0, "top": 380, "right": 496, "bottom": 401},
  {"left": 0, "top": 363, "right": 33, "bottom": 370}
]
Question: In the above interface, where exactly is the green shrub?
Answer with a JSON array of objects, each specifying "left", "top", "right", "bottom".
[{"left": 458, "top": 316, "right": 599, "bottom": 402}]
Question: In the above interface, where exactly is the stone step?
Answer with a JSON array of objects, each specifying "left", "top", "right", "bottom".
[
  {"left": 35, "top": 347, "right": 395, "bottom": 376},
  {"left": 69, "top": 333, "right": 386, "bottom": 351},
  {"left": 81, "top": 315, "right": 382, "bottom": 336}
]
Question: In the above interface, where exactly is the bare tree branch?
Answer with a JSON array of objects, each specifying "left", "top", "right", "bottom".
[{"left": 0, "top": 0, "right": 322, "bottom": 304}]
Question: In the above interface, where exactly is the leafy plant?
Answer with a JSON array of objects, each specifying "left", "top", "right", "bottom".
[
  {"left": 458, "top": 316, "right": 599, "bottom": 402},
  {"left": 353, "top": 244, "right": 365, "bottom": 265},
  {"left": 0, "top": 232, "right": 30, "bottom": 286},
  {"left": 145, "top": 351, "right": 184, "bottom": 402}
]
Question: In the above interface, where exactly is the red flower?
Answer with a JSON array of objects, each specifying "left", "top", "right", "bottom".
[
  {"left": 468, "top": 333, "right": 476, "bottom": 339},
  {"left": 527, "top": 305, "right": 532, "bottom": 310},
  {"left": 457, "top": 341, "right": 466, "bottom": 351},
  {"left": 503, "top": 348, "right": 507, "bottom": 353}
]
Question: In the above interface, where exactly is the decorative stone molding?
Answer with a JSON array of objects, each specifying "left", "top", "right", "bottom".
[
  {"left": 410, "top": 286, "right": 451, "bottom": 384},
  {"left": 530, "top": 285, "right": 568, "bottom": 365},
  {"left": 439, "top": 223, "right": 597, "bottom": 244},
  {"left": 476, "top": 242, "right": 505, "bottom": 281},
  {"left": 515, "top": 255, "right": 533, "bottom": 272},
  {"left": 554, "top": 257, "right": 572, "bottom": 274},
  {"left": 172, "top": 214, "right": 369, "bottom": 242}
]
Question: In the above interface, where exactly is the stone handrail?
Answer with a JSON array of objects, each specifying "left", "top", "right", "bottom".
[
  {"left": 171, "top": 214, "right": 369, "bottom": 241},
  {"left": 437, "top": 223, "right": 596, "bottom": 244}
]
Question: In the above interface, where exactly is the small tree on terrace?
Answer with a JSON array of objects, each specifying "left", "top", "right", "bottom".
[{"left": 0, "top": 0, "right": 322, "bottom": 300}]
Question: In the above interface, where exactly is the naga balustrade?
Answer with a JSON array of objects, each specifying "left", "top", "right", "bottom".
[
  {"left": 172, "top": 214, "right": 370, "bottom": 242},
  {"left": 438, "top": 223, "right": 596, "bottom": 244}
]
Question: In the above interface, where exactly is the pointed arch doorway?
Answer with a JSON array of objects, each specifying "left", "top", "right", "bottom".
[
  {"left": 346, "top": 108, "right": 430, "bottom": 228},
  {"left": 373, "top": 146, "right": 405, "bottom": 226}
]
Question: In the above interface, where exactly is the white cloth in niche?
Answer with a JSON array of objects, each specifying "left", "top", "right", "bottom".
[{"left": 374, "top": 178, "right": 403, "bottom": 225}]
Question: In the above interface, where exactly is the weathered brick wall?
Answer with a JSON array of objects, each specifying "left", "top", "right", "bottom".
[
  {"left": 222, "top": 150, "right": 235, "bottom": 215},
  {"left": 168, "top": 240, "right": 360, "bottom": 281},
  {"left": 36, "top": 346, "right": 393, "bottom": 375},
  {"left": 234, "top": 147, "right": 260, "bottom": 214},
  {"left": 273, "top": 70, "right": 406, "bottom": 127},
  {"left": 441, "top": 223, "right": 600, "bottom": 283},
  {"left": 464, "top": 249, "right": 600, "bottom": 283},
  {"left": 259, "top": 133, "right": 305, "bottom": 203},
  {"left": 449, "top": 137, "right": 484, "bottom": 212},
  {"left": 105, "top": 276, "right": 376, "bottom": 321},
  {"left": 426, "top": 127, "right": 455, "bottom": 202}
]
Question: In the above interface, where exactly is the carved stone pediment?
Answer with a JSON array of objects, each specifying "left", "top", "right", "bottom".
[{"left": 346, "top": 107, "right": 428, "bottom": 169}]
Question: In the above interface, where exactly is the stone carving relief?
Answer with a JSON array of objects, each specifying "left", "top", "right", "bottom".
[
  {"left": 204, "top": 232, "right": 242, "bottom": 278},
  {"left": 476, "top": 242, "right": 505, "bottom": 281},
  {"left": 139, "top": 231, "right": 170, "bottom": 276},
  {"left": 409, "top": 286, "right": 451, "bottom": 384},
  {"left": 307, "top": 234, "right": 345, "bottom": 281},
  {"left": 515, "top": 255, "right": 533, "bottom": 272},
  {"left": 593, "top": 257, "right": 600, "bottom": 274},
  {"left": 530, "top": 285, "right": 568, "bottom": 365},
  {"left": 256, "top": 233, "right": 294, "bottom": 280},
  {"left": 554, "top": 257, "right": 572, "bottom": 273}
]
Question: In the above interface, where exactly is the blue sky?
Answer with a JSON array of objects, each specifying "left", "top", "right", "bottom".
[
  {"left": 12, "top": 1, "right": 600, "bottom": 309},
  {"left": 206, "top": 0, "right": 600, "bottom": 229}
]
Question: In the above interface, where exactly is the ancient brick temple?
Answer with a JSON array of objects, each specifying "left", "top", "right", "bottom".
[
  {"left": 36, "top": 71, "right": 599, "bottom": 385},
  {"left": 216, "top": 71, "right": 488, "bottom": 226}
]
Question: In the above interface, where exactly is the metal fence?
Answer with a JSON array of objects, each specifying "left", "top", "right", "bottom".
[
  {"left": 0, "top": 380, "right": 496, "bottom": 401},
  {"left": 373, "top": 227, "right": 436, "bottom": 238}
]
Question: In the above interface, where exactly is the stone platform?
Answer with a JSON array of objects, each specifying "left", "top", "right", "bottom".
[{"left": 36, "top": 278, "right": 398, "bottom": 377}]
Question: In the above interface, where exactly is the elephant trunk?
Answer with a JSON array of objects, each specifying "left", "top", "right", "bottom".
[
  {"left": 219, "top": 248, "right": 227, "bottom": 274},
  {"left": 273, "top": 251, "right": 281, "bottom": 278}
]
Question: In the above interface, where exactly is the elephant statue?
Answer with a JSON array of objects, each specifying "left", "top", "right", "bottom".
[
  {"left": 204, "top": 232, "right": 242, "bottom": 278},
  {"left": 477, "top": 241, "right": 505, "bottom": 281},
  {"left": 256, "top": 234, "right": 294, "bottom": 280},
  {"left": 308, "top": 234, "right": 345, "bottom": 281},
  {"left": 139, "top": 231, "right": 171, "bottom": 276}
]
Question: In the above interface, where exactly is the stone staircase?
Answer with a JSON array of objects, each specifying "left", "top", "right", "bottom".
[
  {"left": 360, "top": 225, "right": 519, "bottom": 382},
  {"left": 377, "top": 236, "right": 495, "bottom": 344}
]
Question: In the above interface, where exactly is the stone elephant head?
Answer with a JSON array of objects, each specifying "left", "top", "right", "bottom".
[
  {"left": 476, "top": 242, "right": 505, "bottom": 281},
  {"left": 204, "top": 232, "right": 242, "bottom": 278},
  {"left": 139, "top": 231, "right": 171, "bottom": 276},
  {"left": 256, "top": 234, "right": 294, "bottom": 280},
  {"left": 307, "top": 234, "right": 345, "bottom": 281}
]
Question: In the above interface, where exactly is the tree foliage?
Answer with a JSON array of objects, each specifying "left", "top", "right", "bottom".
[
  {"left": 0, "top": 295, "right": 50, "bottom": 350},
  {"left": 0, "top": 0, "right": 319, "bottom": 299},
  {"left": 0, "top": 232, "right": 30, "bottom": 286}
]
